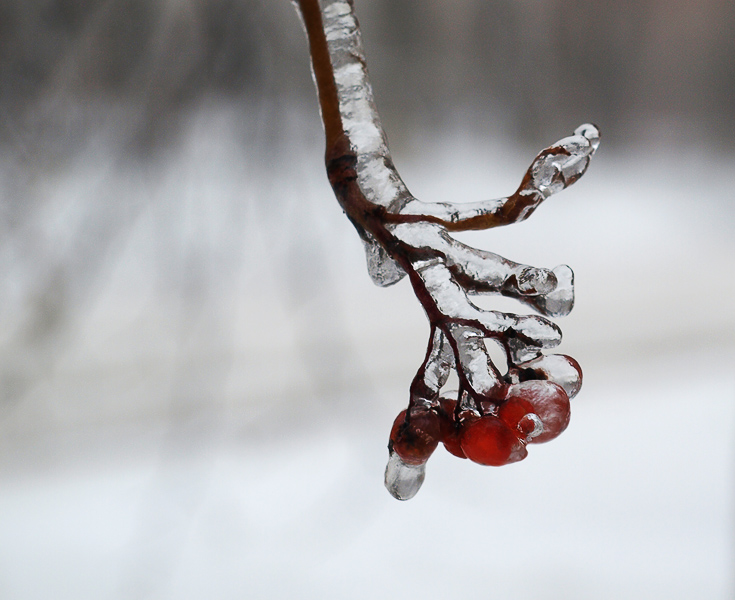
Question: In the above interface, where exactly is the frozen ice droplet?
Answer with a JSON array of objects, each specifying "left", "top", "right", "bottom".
[
  {"left": 384, "top": 451, "right": 425, "bottom": 500},
  {"left": 363, "top": 237, "right": 406, "bottom": 287},
  {"left": 575, "top": 123, "right": 600, "bottom": 153},
  {"left": 519, "top": 413, "right": 544, "bottom": 441}
]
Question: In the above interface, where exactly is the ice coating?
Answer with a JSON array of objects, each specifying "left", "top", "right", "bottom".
[
  {"left": 399, "top": 196, "right": 506, "bottom": 222},
  {"left": 515, "top": 353, "right": 583, "bottom": 399},
  {"left": 457, "top": 389, "right": 478, "bottom": 414},
  {"left": 506, "top": 336, "right": 543, "bottom": 365},
  {"left": 321, "top": 0, "right": 412, "bottom": 212},
  {"left": 294, "top": 0, "right": 598, "bottom": 499},
  {"left": 410, "top": 327, "right": 455, "bottom": 406},
  {"left": 394, "top": 222, "right": 557, "bottom": 298},
  {"left": 448, "top": 324, "right": 504, "bottom": 399},
  {"left": 520, "top": 413, "right": 545, "bottom": 442},
  {"left": 317, "top": 0, "right": 413, "bottom": 284},
  {"left": 409, "top": 258, "right": 559, "bottom": 344},
  {"left": 521, "top": 123, "right": 600, "bottom": 200},
  {"left": 384, "top": 451, "right": 426, "bottom": 501},
  {"left": 394, "top": 124, "right": 600, "bottom": 230}
]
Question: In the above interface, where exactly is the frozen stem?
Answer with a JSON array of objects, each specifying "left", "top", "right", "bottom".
[{"left": 294, "top": 0, "right": 598, "bottom": 499}]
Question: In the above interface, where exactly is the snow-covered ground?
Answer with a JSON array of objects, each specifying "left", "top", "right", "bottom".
[{"left": 1, "top": 106, "right": 733, "bottom": 599}]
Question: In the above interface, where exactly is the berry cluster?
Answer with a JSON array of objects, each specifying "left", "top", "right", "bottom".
[{"left": 387, "top": 353, "right": 582, "bottom": 496}]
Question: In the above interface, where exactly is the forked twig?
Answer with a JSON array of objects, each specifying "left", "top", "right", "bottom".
[{"left": 294, "top": 0, "right": 598, "bottom": 499}]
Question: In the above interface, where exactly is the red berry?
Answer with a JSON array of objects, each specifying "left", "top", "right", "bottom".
[
  {"left": 389, "top": 407, "right": 442, "bottom": 465},
  {"left": 460, "top": 416, "right": 528, "bottom": 466},
  {"left": 437, "top": 397, "right": 467, "bottom": 459},
  {"left": 497, "top": 397, "right": 532, "bottom": 429},
  {"left": 442, "top": 431, "right": 467, "bottom": 459},
  {"left": 504, "top": 380, "right": 570, "bottom": 443}
]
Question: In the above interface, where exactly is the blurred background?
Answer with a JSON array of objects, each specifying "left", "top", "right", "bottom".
[{"left": 0, "top": 0, "right": 734, "bottom": 598}]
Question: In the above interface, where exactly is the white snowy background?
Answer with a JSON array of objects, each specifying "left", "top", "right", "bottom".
[{"left": 1, "top": 1, "right": 734, "bottom": 599}]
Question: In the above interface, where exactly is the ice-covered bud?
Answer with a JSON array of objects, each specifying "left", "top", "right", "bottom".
[
  {"left": 529, "top": 264, "right": 574, "bottom": 318},
  {"left": 517, "top": 266, "right": 557, "bottom": 296},
  {"left": 516, "top": 353, "right": 583, "bottom": 399}
]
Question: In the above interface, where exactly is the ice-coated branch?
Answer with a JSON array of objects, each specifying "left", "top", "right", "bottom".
[
  {"left": 393, "top": 123, "right": 600, "bottom": 231},
  {"left": 293, "top": 0, "right": 598, "bottom": 500}
]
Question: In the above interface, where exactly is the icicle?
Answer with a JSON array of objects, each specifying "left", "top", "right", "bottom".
[{"left": 384, "top": 451, "right": 426, "bottom": 501}]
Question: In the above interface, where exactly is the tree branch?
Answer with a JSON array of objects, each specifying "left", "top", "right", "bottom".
[
  {"left": 295, "top": 0, "right": 344, "bottom": 148},
  {"left": 293, "top": 0, "right": 598, "bottom": 500}
]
